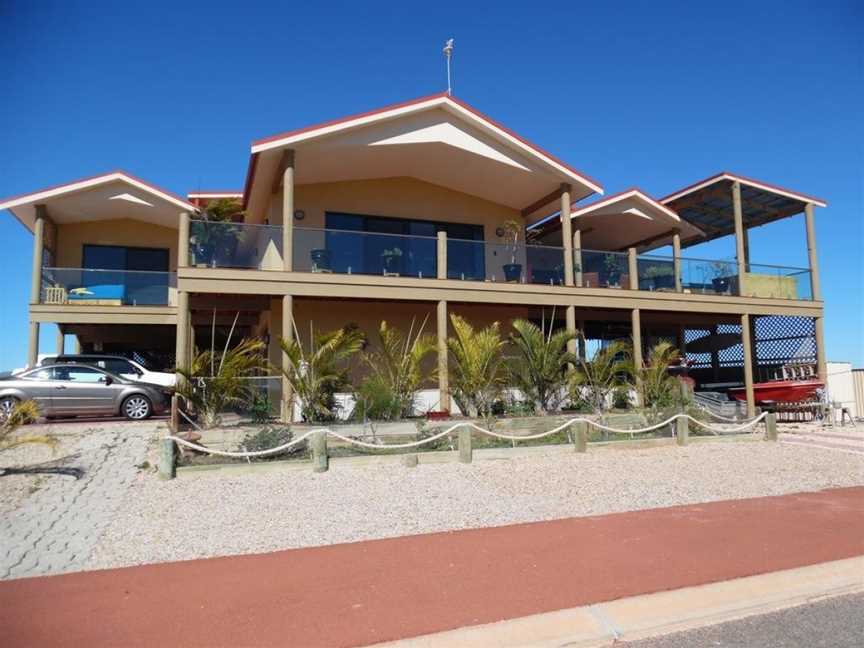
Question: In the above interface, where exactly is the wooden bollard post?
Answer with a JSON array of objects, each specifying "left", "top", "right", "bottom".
[
  {"left": 675, "top": 415, "right": 689, "bottom": 446},
  {"left": 311, "top": 430, "right": 329, "bottom": 473},
  {"left": 158, "top": 438, "right": 176, "bottom": 480},
  {"left": 765, "top": 412, "right": 778, "bottom": 441},
  {"left": 170, "top": 394, "right": 179, "bottom": 433},
  {"left": 458, "top": 428, "right": 472, "bottom": 463},
  {"left": 574, "top": 421, "right": 588, "bottom": 453},
  {"left": 402, "top": 453, "right": 418, "bottom": 468}
]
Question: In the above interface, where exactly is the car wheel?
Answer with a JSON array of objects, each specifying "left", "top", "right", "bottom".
[
  {"left": 0, "top": 396, "right": 19, "bottom": 422},
  {"left": 122, "top": 395, "right": 152, "bottom": 420}
]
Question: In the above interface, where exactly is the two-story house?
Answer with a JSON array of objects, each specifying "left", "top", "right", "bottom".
[{"left": 0, "top": 93, "right": 826, "bottom": 419}]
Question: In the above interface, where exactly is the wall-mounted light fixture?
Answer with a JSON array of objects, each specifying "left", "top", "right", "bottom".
[
  {"left": 294, "top": 210, "right": 305, "bottom": 221},
  {"left": 495, "top": 226, "right": 505, "bottom": 237}
]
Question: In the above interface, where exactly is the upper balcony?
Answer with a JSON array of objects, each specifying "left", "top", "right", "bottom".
[{"left": 183, "top": 219, "right": 814, "bottom": 302}]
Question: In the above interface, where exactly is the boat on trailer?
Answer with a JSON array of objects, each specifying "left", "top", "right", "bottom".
[{"left": 728, "top": 379, "right": 823, "bottom": 404}]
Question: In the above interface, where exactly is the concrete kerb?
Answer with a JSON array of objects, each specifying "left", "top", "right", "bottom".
[{"left": 372, "top": 556, "right": 864, "bottom": 647}]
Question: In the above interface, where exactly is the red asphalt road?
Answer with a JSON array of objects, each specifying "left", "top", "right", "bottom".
[{"left": 2, "top": 487, "right": 863, "bottom": 648}]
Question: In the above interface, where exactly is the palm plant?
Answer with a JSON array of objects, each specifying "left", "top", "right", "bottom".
[
  {"left": 189, "top": 197, "right": 245, "bottom": 266},
  {"left": 354, "top": 318, "right": 436, "bottom": 420},
  {"left": 279, "top": 323, "right": 365, "bottom": 422},
  {"left": 508, "top": 317, "right": 577, "bottom": 414},
  {"left": 569, "top": 338, "right": 633, "bottom": 412},
  {"left": 640, "top": 341, "right": 684, "bottom": 417},
  {"left": 176, "top": 336, "right": 267, "bottom": 429},
  {"left": 447, "top": 314, "right": 508, "bottom": 418}
]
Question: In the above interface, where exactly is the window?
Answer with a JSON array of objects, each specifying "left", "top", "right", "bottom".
[
  {"left": 22, "top": 368, "right": 55, "bottom": 381},
  {"left": 81, "top": 245, "right": 170, "bottom": 305},
  {"left": 324, "top": 213, "right": 484, "bottom": 278},
  {"left": 54, "top": 366, "right": 106, "bottom": 383},
  {"left": 101, "top": 359, "right": 138, "bottom": 376}
]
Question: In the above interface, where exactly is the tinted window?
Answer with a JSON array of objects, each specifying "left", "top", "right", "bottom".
[
  {"left": 54, "top": 366, "right": 105, "bottom": 383},
  {"left": 103, "top": 359, "right": 136, "bottom": 375},
  {"left": 22, "top": 368, "right": 55, "bottom": 381}
]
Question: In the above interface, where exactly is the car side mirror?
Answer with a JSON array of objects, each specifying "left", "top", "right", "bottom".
[{"left": 99, "top": 376, "right": 113, "bottom": 385}]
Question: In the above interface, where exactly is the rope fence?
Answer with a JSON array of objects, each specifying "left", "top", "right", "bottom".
[{"left": 163, "top": 412, "right": 770, "bottom": 460}]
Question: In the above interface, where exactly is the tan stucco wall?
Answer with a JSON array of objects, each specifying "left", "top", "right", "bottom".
[
  {"left": 269, "top": 176, "right": 520, "bottom": 233},
  {"left": 55, "top": 219, "right": 178, "bottom": 269}
]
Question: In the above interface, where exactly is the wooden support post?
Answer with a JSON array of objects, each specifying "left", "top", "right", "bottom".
[
  {"left": 158, "top": 438, "right": 176, "bottom": 480},
  {"left": 437, "top": 300, "right": 450, "bottom": 412},
  {"left": 178, "top": 212, "right": 190, "bottom": 268},
  {"left": 175, "top": 291, "right": 189, "bottom": 381},
  {"left": 577, "top": 320, "right": 586, "bottom": 362},
  {"left": 282, "top": 295, "right": 294, "bottom": 422},
  {"left": 27, "top": 322, "right": 39, "bottom": 368},
  {"left": 458, "top": 427, "right": 472, "bottom": 463},
  {"left": 566, "top": 305, "right": 577, "bottom": 357},
  {"left": 740, "top": 313, "right": 756, "bottom": 417},
  {"left": 765, "top": 412, "right": 778, "bottom": 441},
  {"left": 170, "top": 394, "right": 180, "bottom": 433},
  {"left": 732, "top": 181, "right": 746, "bottom": 293},
  {"left": 560, "top": 184, "right": 574, "bottom": 287},
  {"left": 282, "top": 150, "right": 295, "bottom": 272},
  {"left": 55, "top": 327, "right": 65, "bottom": 354},
  {"left": 631, "top": 308, "right": 643, "bottom": 406},
  {"left": 573, "top": 229, "right": 583, "bottom": 287},
  {"left": 814, "top": 316, "right": 827, "bottom": 383},
  {"left": 402, "top": 454, "right": 418, "bottom": 468},
  {"left": 436, "top": 231, "right": 447, "bottom": 279},
  {"left": 311, "top": 430, "right": 328, "bottom": 473},
  {"left": 627, "top": 247, "right": 639, "bottom": 290},
  {"left": 573, "top": 421, "right": 588, "bottom": 453},
  {"left": 804, "top": 203, "right": 822, "bottom": 300},
  {"left": 672, "top": 231, "right": 682, "bottom": 293},
  {"left": 675, "top": 415, "right": 689, "bottom": 446},
  {"left": 30, "top": 205, "right": 46, "bottom": 305}
]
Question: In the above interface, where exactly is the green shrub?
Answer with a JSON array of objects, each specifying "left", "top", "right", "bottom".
[
  {"left": 238, "top": 426, "right": 306, "bottom": 462},
  {"left": 612, "top": 386, "right": 631, "bottom": 409}
]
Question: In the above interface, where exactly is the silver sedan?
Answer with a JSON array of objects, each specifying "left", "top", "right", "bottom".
[{"left": 0, "top": 363, "right": 169, "bottom": 421}]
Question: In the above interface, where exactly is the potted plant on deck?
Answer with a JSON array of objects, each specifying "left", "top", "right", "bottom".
[
  {"left": 381, "top": 247, "right": 403, "bottom": 275},
  {"left": 643, "top": 263, "right": 675, "bottom": 291},
  {"left": 602, "top": 253, "right": 623, "bottom": 288},
  {"left": 501, "top": 219, "right": 523, "bottom": 282},
  {"left": 310, "top": 248, "right": 332, "bottom": 272}
]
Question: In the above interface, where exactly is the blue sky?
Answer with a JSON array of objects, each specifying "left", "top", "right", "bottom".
[{"left": 1, "top": 0, "right": 861, "bottom": 368}]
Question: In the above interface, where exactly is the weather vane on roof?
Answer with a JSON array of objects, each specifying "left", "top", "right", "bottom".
[{"left": 443, "top": 38, "right": 454, "bottom": 96}]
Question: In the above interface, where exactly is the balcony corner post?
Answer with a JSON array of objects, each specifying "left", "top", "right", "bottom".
[
  {"left": 178, "top": 212, "right": 190, "bottom": 268},
  {"left": 627, "top": 247, "right": 638, "bottom": 290},
  {"left": 436, "top": 231, "right": 447, "bottom": 279},
  {"left": 732, "top": 181, "right": 746, "bottom": 293},
  {"left": 31, "top": 204, "right": 47, "bottom": 304},
  {"left": 672, "top": 230, "right": 682, "bottom": 293},
  {"left": 804, "top": 203, "right": 822, "bottom": 301},
  {"left": 560, "top": 184, "right": 574, "bottom": 287},
  {"left": 282, "top": 150, "right": 295, "bottom": 272},
  {"left": 573, "top": 229, "right": 583, "bottom": 288}
]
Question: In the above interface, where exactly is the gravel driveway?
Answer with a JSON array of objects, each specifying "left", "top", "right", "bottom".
[
  {"left": 86, "top": 438, "right": 864, "bottom": 572},
  {"left": 0, "top": 420, "right": 160, "bottom": 580}
]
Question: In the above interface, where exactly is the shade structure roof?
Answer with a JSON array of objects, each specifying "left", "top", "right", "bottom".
[
  {"left": 243, "top": 93, "right": 603, "bottom": 224},
  {"left": 660, "top": 172, "right": 827, "bottom": 247},
  {"left": 532, "top": 188, "right": 703, "bottom": 251},
  {"left": 0, "top": 171, "right": 194, "bottom": 232}
]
